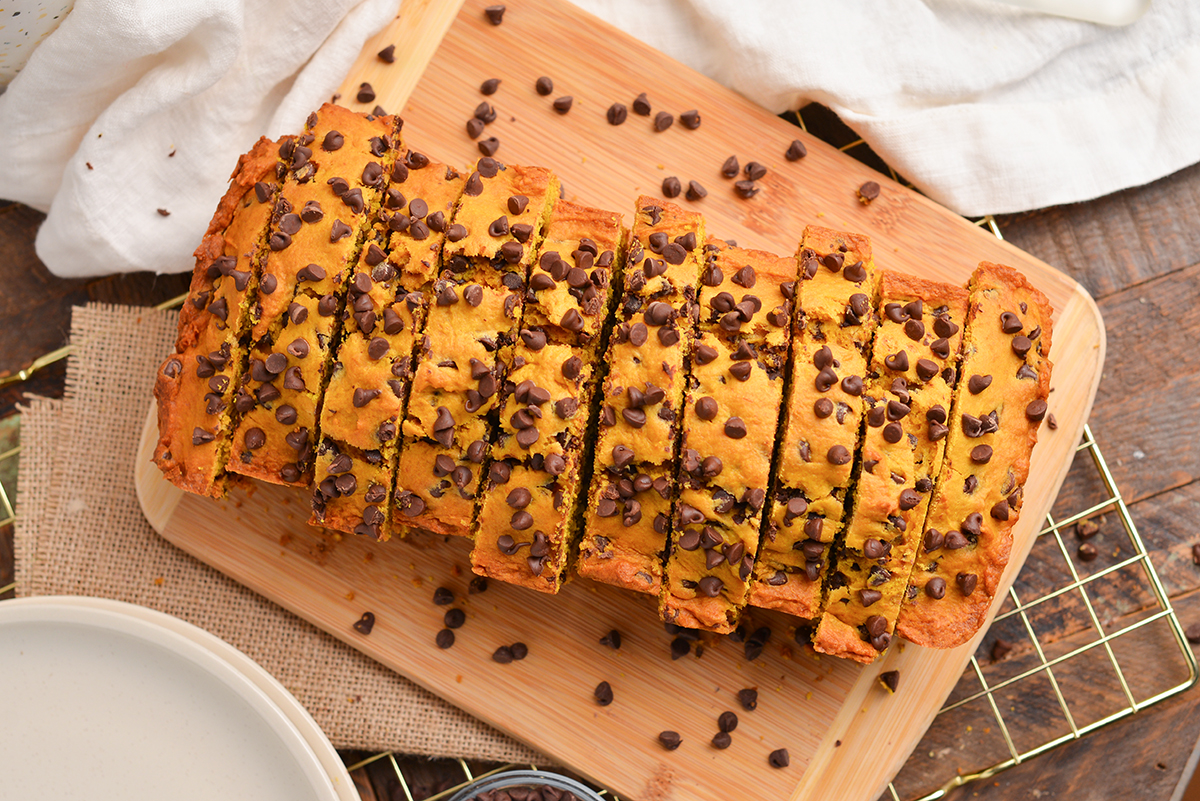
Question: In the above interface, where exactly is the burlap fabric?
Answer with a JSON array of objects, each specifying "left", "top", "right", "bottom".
[{"left": 14, "top": 303, "right": 541, "bottom": 763}]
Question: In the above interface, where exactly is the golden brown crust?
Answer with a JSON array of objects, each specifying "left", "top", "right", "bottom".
[
  {"left": 153, "top": 136, "right": 283, "bottom": 498},
  {"left": 896, "top": 261, "right": 1053, "bottom": 648}
]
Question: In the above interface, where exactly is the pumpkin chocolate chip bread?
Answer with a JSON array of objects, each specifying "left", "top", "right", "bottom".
[
  {"left": 227, "top": 104, "right": 403, "bottom": 488},
  {"left": 310, "top": 157, "right": 466, "bottom": 538},
  {"left": 153, "top": 136, "right": 285, "bottom": 498},
  {"left": 896, "top": 263, "right": 1052, "bottom": 648},
  {"left": 812, "top": 272, "right": 969, "bottom": 663},
  {"left": 576, "top": 197, "right": 704, "bottom": 595},
  {"left": 472, "top": 200, "right": 626, "bottom": 593},
  {"left": 660, "top": 240, "right": 798, "bottom": 633},
  {"left": 391, "top": 158, "right": 559, "bottom": 538},
  {"left": 750, "top": 226, "right": 879, "bottom": 622},
  {"left": 156, "top": 107, "right": 1060, "bottom": 655}
]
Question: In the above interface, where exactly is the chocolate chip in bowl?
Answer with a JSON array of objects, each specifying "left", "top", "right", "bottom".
[{"left": 446, "top": 769, "right": 605, "bottom": 801}]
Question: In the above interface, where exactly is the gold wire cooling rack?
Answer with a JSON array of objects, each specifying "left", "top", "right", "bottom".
[{"left": 0, "top": 116, "right": 1196, "bottom": 801}]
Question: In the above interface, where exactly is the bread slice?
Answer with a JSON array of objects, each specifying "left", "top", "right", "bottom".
[
  {"left": 227, "top": 105, "right": 402, "bottom": 488},
  {"left": 391, "top": 159, "right": 560, "bottom": 538},
  {"left": 310, "top": 159, "right": 466, "bottom": 538},
  {"left": 471, "top": 201, "right": 627, "bottom": 593},
  {"left": 750, "top": 226, "right": 879, "bottom": 622},
  {"left": 812, "top": 272, "right": 969, "bottom": 662},
  {"left": 895, "top": 263, "right": 1053, "bottom": 648},
  {"left": 660, "top": 241, "right": 798, "bottom": 633},
  {"left": 153, "top": 136, "right": 283, "bottom": 498},
  {"left": 576, "top": 198, "right": 705, "bottom": 595}
]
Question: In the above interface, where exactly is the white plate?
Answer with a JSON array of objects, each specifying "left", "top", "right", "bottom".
[{"left": 0, "top": 596, "right": 356, "bottom": 801}]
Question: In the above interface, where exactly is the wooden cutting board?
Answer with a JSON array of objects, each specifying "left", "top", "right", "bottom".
[{"left": 135, "top": 1, "right": 1106, "bottom": 799}]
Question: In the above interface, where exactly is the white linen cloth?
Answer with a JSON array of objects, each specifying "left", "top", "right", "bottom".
[
  {"left": 2, "top": 0, "right": 1200, "bottom": 278},
  {"left": 0, "top": 0, "right": 400, "bottom": 278},
  {"left": 575, "top": 0, "right": 1200, "bottom": 217}
]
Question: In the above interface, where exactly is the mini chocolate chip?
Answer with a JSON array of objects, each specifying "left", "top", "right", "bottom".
[
  {"left": 594, "top": 681, "right": 614, "bottom": 706},
  {"left": 686, "top": 180, "right": 707, "bottom": 201},
  {"left": 654, "top": 111, "right": 673, "bottom": 131},
  {"left": 553, "top": 96, "right": 574, "bottom": 114},
  {"left": 769, "top": 749, "right": 790, "bottom": 768},
  {"left": 729, "top": 179, "right": 758, "bottom": 199},
  {"left": 356, "top": 82, "right": 375, "bottom": 103},
  {"left": 484, "top": 4, "right": 505, "bottom": 24},
  {"left": 435, "top": 629, "right": 455, "bottom": 648},
  {"left": 607, "top": 102, "right": 628, "bottom": 125},
  {"left": 1078, "top": 542, "right": 1099, "bottom": 562},
  {"left": 535, "top": 76, "right": 553, "bottom": 95},
  {"left": 858, "top": 181, "right": 881, "bottom": 203},
  {"left": 659, "top": 731, "right": 682, "bottom": 750},
  {"left": 633, "top": 92, "right": 652, "bottom": 115},
  {"left": 661, "top": 176, "right": 681, "bottom": 198},
  {"left": 968, "top": 374, "right": 993, "bottom": 394},
  {"left": 785, "top": 140, "right": 807, "bottom": 161},
  {"left": 970, "top": 445, "right": 993, "bottom": 464},
  {"left": 244, "top": 428, "right": 265, "bottom": 449},
  {"left": 353, "top": 612, "right": 375, "bottom": 634},
  {"left": 724, "top": 417, "right": 747, "bottom": 439},
  {"left": 478, "top": 136, "right": 500, "bottom": 157},
  {"left": 956, "top": 572, "right": 978, "bottom": 596},
  {"left": 712, "top": 731, "right": 731, "bottom": 750},
  {"left": 926, "top": 577, "right": 947, "bottom": 599},
  {"left": 827, "top": 445, "right": 851, "bottom": 465}
]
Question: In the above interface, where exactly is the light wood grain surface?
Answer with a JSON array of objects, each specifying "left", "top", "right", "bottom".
[{"left": 132, "top": 1, "right": 1105, "bottom": 799}]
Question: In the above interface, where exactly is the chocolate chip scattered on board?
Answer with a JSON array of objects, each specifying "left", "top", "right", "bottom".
[
  {"left": 352, "top": 612, "right": 375, "bottom": 634},
  {"left": 484, "top": 4, "right": 506, "bottom": 25}
]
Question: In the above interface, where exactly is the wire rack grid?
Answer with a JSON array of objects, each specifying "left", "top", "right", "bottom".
[{"left": 1, "top": 116, "right": 1196, "bottom": 801}]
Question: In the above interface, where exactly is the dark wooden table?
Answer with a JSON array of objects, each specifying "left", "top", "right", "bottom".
[{"left": 3, "top": 110, "right": 1200, "bottom": 800}]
